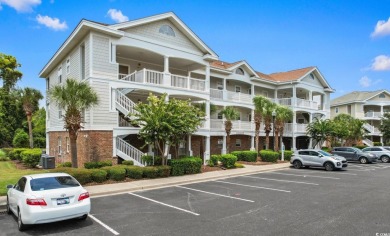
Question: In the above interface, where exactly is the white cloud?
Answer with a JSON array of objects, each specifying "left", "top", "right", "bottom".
[
  {"left": 370, "top": 55, "right": 390, "bottom": 71},
  {"left": 36, "top": 14, "right": 68, "bottom": 31},
  {"left": 359, "top": 76, "right": 371, "bottom": 87},
  {"left": 371, "top": 17, "right": 390, "bottom": 38},
  {"left": 107, "top": 9, "right": 128, "bottom": 23},
  {"left": 0, "top": 0, "right": 41, "bottom": 12}
]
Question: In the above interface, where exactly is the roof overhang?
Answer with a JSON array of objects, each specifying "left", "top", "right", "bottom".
[
  {"left": 39, "top": 20, "right": 124, "bottom": 78},
  {"left": 364, "top": 90, "right": 390, "bottom": 101},
  {"left": 297, "top": 67, "right": 335, "bottom": 93}
]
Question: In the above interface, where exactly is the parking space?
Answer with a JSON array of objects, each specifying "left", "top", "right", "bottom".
[{"left": 2, "top": 164, "right": 390, "bottom": 235}]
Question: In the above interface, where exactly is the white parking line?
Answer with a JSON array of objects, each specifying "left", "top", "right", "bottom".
[
  {"left": 289, "top": 169, "right": 358, "bottom": 175},
  {"left": 266, "top": 172, "right": 340, "bottom": 180},
  {"left": 240, "top": 176, "right": 319, "bottom": 185},
  {"left": 375, "top": 164, "right": 390, "bottom": 167},
  {"left": 214, "top": 180, "right": 291, "bottom": 193},
  {"left": 89, "top": 214, "right": 120, "bottom": 235},
  {"left": 176, "top": 185, "right": 254, "bottom": 202},
  {"left": 128, "top": 193, "right": 199, "bottom": 216}
]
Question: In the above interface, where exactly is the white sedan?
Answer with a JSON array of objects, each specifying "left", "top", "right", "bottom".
[{"left": 6, "top": 172, "right": 91, "bottom": 231}]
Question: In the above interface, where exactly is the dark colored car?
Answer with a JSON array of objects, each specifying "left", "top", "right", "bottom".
[{"left": 331, "top": 147, "right": 378, "bottom": 164}]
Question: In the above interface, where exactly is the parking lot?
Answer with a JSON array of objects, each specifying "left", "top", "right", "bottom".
[{"left": 1, "top": 162, "right": 390, "bottom": 236}]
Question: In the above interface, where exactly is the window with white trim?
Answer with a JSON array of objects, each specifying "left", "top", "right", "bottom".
[
  {"left": 235, "top": 139, "right": 241, "bottom": 147},
  {"left": 58, "top": 66, "right": 62, "bottom": 84},
  {"left": 218, "top": 112, "right": 223, "bottom": 119},
  {"left": 58, "top": 110, "right": 62, "bottom": 119},
  {"left": 235, "top": 86, "right": 241, "bottom": 93},
  {"left": 236, "top": 68, "right": 244, "bottom": 75},
  {"left": 66, "top": 58, "right": 70, "bottom": 74},
  {"left": 66, "top": 137, "right": 70, "bottom": 153},
  {"left": 217, "top": 82, "right": 223, "bottom": 90},
  {"left": 379, "top": 93, "right": 385, "bottom": 98},
  {"left": 248, "top": 88, "right": 252, "bottom": 95},
  {"left": 159, "top": 25, "right": 175, "bottom": 37},
  {"left": 335, "top": 107, "right": 339, "bottom": 113},
  {"left": 217, "top": 139, "right": 223, "bottom": 148},
  {"left": 58, "top": 137, "right": 62, "bottom": 155}
]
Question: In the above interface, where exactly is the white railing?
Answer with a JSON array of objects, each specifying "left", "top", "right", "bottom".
[
  {"left": 190, "top": 78, "right": 206, "bottom": 91},
  {"left": 171, "top": 75, "right": 188, "bottom": 89},
  {"left": 118, "top": 116, "right": 132, "bottom": 127},
  {"left": 210, "top": 88, "right": 223, "bottom": 100},
  {"left": 284, "top": 123, "right": 294, "bottom": 134},
  {"left": 295, "top": 123, "right": 308, "bottom": 132},
  {"left": 364, "top": 112, "right": 382, "bottom": 118},
  {"left": 296, "top": 98, "right": 319, "bottom": 110},
  {"left": 145, "top": 69, "right": 163, "bottom": 85},
  {"left": 363, "top": 123, "right": 381, "bottom": 133},
  {"left": 116, "top": 137, "right": 145, "bottom": 166},
  {"left": 115, "top": 90, "right": 138, "bottom": 116},
  {"left": 232, "top": 120, "right": 252, "bottom": 130},
  {"left": 276, "top": 98, "right": 292, "bottom": 106},
  {"left": 226, "top": 91, "right": 252, "bottom": 104},
  {"left": 363, "top": 139, "right": 373, "bottom": 147},
  {"left": 210, "top": 119, "right": 224, "bottom": 130}
]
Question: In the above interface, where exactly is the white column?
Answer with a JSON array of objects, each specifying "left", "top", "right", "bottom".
[
  {"left": 164, "top": 56, "right": 169, "bottom": 73},
  {"left": 250, "top": 136, "right": 255, "bottom": 151},
  {"left": 251, "top": 84, "right": 255, "bottom": 99},
  {"left": 222, "top": 135, "right": 227, "bottom": 154},
  {"left": 292, "top": 85, "right": 297, "bottom": 107},
  {"left": 381, "top": 105, "right": 384, "bottom": 116},
  {"left": 205, "top": 65, "right": 210, "bottom": 92},
  {"left": 163, "top": 56, "right": 171, "bottom": 87},
  {"left": 292, "top": 111, "right": 297, "bottom": 151},
  {"left": 309, "top": 90, "right": 312, "bottom": 101},
  {"left": 205, "top": 100, "right": 210, "bottom": 129},
  {"left": 111, "top": 44, "right": 116, "bottom": 63},
  {"left": 223, "top": 78, "right": 227, "bottom": 100},
  {"left": 274, "top": 89, "right": 278, "bottom": 100},
  {"left": 308, "top": 113, "right": 313, "bottom": 148},
  {"left": 112, "top": 134, "right": 117, "bottom": 157},
  {"left": 148, "top": 144, "right": 153, "bottom": 156},
  {"left": 188, "top": 135, "right": 193, "bottom": 156},
  {"left": 204, "top": 136, "right": 210, "bottom": 164}
]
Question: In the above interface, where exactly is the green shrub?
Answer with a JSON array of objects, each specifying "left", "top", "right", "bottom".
[
  {"left": 234, "top": 163, "right": 244, "bottom": 168},
  {"left": 84, "top": 160, "right": 112, "bottom": 169},
  {"left": 50, "top": 167, "right": 75, "bottom": 175},
  {"left": 321, "top": 147, "right": 330, "bottom": 152},
  {"left": 209, "top": 155, "right": 220, "bottom": 167},
  {"left": 143, "top": 166, "right": 159, "bottom": 178},
  {"left": 125, "top": 166, "right": 144, "bottom": 179},
  {"left": 279, "top": 150, "right": 293, "bottom": 161},
  {"left": 231, "top": 151, "right": 257, "bottom": 162},
  {"left": 9, "top": 148, "right": 29, "bottom": 161},
  {"left": 141, "top": 155, "right": 162, "bottom": 166},
  {"left": 70, "top": 169, "right": 93, "bottom": 185},
  {"left": 122, "top": 160, "right": 134, "bottom": 166},
  {"left": 33, "top": 137, "right": 46, "bottom": 148},
  {"left": 12, "top": 129, "right": 29, "bottom": 148},
  {"left": 91, "top": 169, "right": 108, "bottom": 183},
  {"left": 102, "top": 166, "right": 126, "bottom": 181},
  {"left": 2, "top": 148, "right": 13, "bottom": 156},
  {"left": 373, "top": 142, "right": 383, "bottom": 146},
  {"left": 220, "top": 154, "right": 237, "bottom": 169},
  {"left": 168, "top": 157, "right": 202, "bottom": 176},
  {"left": 21, "top": 149, "right": 42, "bottom": 168},
  {"left": 354, "top": 145, "right": 367, "bottom": 150},
  {"left": 156, "top": 166, "right": 171, "bottom": 178},
  {"left": 260, "top": 150, "right": 279, "bottom": 163},
  {"left": 0, "top": 156, "right": 9, "bottom": 161},
  {"left": 57, "top": 162, "right": 72, "bottom": 168}
]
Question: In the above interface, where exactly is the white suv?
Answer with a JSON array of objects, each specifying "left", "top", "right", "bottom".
[{"left": 291, "top": 149, "right": 348, "bottom": 171}]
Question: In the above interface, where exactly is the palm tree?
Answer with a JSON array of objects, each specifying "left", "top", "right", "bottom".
[
  {"left": 20, "top": 88, "right": 43, "bottom": 148},
  {"left": 306, "top": 118, "right": 333, "bottom": 148},
  {"left": 263, "top": 101, "right": 277, "bottom": 149},
  {"left": 221, "top": 106, "right": 239, "bottom": 153},
  {"left": 253, "top": 96, "right": 272, "bottom": 155},
  {"left": 49, "top": 79, "right": 98, "bottom": 168},
  {"left": 274, "top": 105, "right": 293, "bottom": 152}
]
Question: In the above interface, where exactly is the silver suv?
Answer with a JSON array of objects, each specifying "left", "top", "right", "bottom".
[
  {"left": 362, "top": 147, "right": 390, "bottom": 163},
  {"left": 332, "top": 147, "right": 377, "bottom": 164},
  {"left": 291, "top": 149, "right": 348, "bottom": 171}
]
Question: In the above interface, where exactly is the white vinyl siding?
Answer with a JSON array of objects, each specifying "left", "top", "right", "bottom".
[
  {"left": 90, "top": 81, "right": 117, "bottom": 127},
  {"left": 92, "top": 34, "right": 118, "bottom": 79}
]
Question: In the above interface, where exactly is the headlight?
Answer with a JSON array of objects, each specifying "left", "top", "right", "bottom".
[{"left": 337, "top": 162, "right": 341, "bottom": 166}]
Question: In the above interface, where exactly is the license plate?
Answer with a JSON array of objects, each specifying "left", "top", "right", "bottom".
[{"left": 57, "top": 197, "right": 70, "bottom": 205}]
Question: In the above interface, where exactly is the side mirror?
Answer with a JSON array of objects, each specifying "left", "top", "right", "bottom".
[
  {"left": 6, "top": 184, "right": 13, "bottom": 189},
  {"left": 318, "top": 154, "right": 323, "bottom": 157}
]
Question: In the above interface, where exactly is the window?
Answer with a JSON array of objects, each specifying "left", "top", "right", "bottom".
[
  {"left": 335, "top": 107, "right": 339, "bottom": 113},
  {"left": 66, "top": 58, "right": 70, "bottom": 74},
  {"left": 15, "top": 177, "right": 27, "bottom": 192},
  {"left": 159, "top": 25, "right": 175, "bottom": 37},
  {"left": 235, "top": 139, "right": 241, "bottom": 147},
  {"left": 217, "top": 139, "right": 223, "bottom": 148},
  {"left": 248, "top": 113, "right": 252, "bottom": 121},
  {"left": 217, "top": 82, "right": 223, "bottom": 90},
  {"left": 31, "top": 176, "right": 80, "bottom": 191},
  {"left": 80, "top": 44, "right": 85, "bottom": 80},
  {"left": 58, "top": 137, "right": 62, "bottom": 155},
  {"left": 119, "top": 65, "right": 129, "bottom": 75},
  {"left": 237, "top": 112, "right": 241, "bottom": 120},
  {"left": 66, "top": 137, "right": 70, "bottom": 153},
  {"left": 379, "top": 93, "right": 385, "bottom": 98},
  {"left": 235, "top": 68, "right": 244, "bottom": 75},
  {"left": 217, "top": 112, "right": 223, "bottom": 119},
  {"left": 58, "top": 110, "right": 62, "bottom": 119},
  {"left": 58, "top": 66, "right": 62, "bottom": 83},
  {"left": 310, "top": 74, "right": 315, "bottom": 80},
  {"left": 298, "top": 151, "right": 310, "bottom": 155},
  {"left": 235, "top": 86, "right": 241, "bottom": 93},
  {"left": 372, "top": 148, "right": 382, "bottom": 151},
  {"left": 298, "top": 118, "right": 305, "bottom": 124},
  {"left": 248, "top": 88, "right": 252, "bottom": 95}
]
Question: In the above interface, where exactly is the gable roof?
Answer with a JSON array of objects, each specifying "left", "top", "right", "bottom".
[
  {"left": 268, "top": 66, "right": 315, "bottom": 82},
  {"left": 331, "top": 90, "right": 390, "bottom": 106},
  {"left": 108, "top": 12, "right": 218, "bottom": 59}
]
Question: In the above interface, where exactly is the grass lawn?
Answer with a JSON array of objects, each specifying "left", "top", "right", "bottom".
[{"left": 0, "top": 161, "right": 48, "bottom": 196}]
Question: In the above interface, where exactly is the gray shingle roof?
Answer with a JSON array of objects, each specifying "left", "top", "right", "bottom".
[{"left": 330, "top": 90, "right": 388, "bottom": 106}]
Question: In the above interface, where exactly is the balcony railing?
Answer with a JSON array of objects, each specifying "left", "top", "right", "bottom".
[
  {"left": 119, "top": 69, "right": 206, "bottom": 92},
  {"left": 364, "top": 112, "right": 382, "bottom": 118},
  {"left": 363, "top": 123, "right": 381, "bottom": 133},
  {"left": 296, "top": 98, "right": 319, "bottom": 110}
]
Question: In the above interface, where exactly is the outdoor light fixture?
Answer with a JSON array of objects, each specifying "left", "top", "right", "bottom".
[{"left": 272, "top": 110, "right": 276, "bottom": 151}]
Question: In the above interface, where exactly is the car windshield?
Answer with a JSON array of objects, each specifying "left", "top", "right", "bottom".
[
  {"left": 318, "top": 150, "right": 332, "bottom": 156},
  {"left": 30, "top": 176, "right": 80, "bottom": 191},
  {"left": 385, "top": 148, "right": 390, "bottom": 151},
  {"left": 352, "top": 148, "right": 362, "bottom": 153}
]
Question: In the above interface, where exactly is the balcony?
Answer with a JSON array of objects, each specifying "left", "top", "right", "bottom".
[
  {"left": 210, "top": 89, "right": 252, "bottom": 104},
  {"left": 210, "top": 119, "right": 253, "bottom": 131},
  {"left": 119, "top": 69, "right": 206, "bottom": 92},
  {"left": 364, "top": 112, "right": 382, "bottom": 119}
]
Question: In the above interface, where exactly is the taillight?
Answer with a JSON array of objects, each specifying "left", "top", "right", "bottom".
[
  {"left": 78, "top": 192, "right": 90, "bottom": 201},
  {"left": 26, "top": 198, "right": 47, "bottom": 206}
]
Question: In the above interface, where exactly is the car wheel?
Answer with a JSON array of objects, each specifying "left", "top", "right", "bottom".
[
  {"left": 17, "top": 209, "right": 27, "bottom": 231},
  {"left": 6, "top": 197, "right": 11, "bottom": 215},
  {"left": 360, "top": 157, "right": 368, "bottom": 164},
  {"left": 324, "top": 162, "right": 334, "bottom": 171},
  {"left": 78, "top": 214, "right": 88, "bottom": 221},
  {"left": 381, "top": 156, "right": 390, "bottom": 163},
  {"left": 293, "top": 160, "right": 302, "bottom": 169}
]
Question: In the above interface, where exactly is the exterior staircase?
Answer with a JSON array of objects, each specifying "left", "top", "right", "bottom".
[
  {"left": 116, "top": 137, "right": 146, "bottom": 166},
  {"left": 362, "top": 138, "right": 373, "bottom": 147},
  {"left": 363, "top": 123, "right": 380, "bottom": 134},
  {"left": 115, "top": 89, "right": 138, "bottom": 118}
]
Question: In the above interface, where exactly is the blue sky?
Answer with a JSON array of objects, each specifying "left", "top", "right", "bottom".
[{"left": 1, "top": 0, "right": 390, "bottom": 104}]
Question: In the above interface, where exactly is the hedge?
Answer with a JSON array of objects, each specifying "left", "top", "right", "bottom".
[
  {"left": 279, "top": 150, "right": 293, "bottom": 161},
  {"left": 101, "top": 166, "right": 126, "bottom": 181},
  {"left": 156, "top": 166, "right": 171, "bottom": 178},
  {"left": 2, "top": 148, "right": 13, "bottom": 156},
  {"left": 122, "top": 160, "right": 134, "bottom": 166},
  {"left": 231, "top": 151, "right": 257, "bottom": 162},
  {"left": 21, "top": 149, "right": 42, "bottom": 168},
  {"left": 9, "top": 148, "right": 29, "bottom": 161},
  {"left": 142, "top": 167, "right": 159, "bottom": 178},
  {"left": 168, "top": 157, "right": 202, "bottom": 176},
  {"left": 260, "top": 150, "right": 279, "bottom": 163},
  {"left": 141, "top": 155, "right": 162, "bottom": 166},
  {"left": 71, "top": 169, "right": 93, "bottom": 185},
  {"left": 209, "top": 155, "right": 220, "bottom": 167},
  {"left": 373, "top": 142, "right": 383, "bottom": 146},
  {"left": 220, "top": 154, "right": 237, "bottom": 169},
  {"left": 91, "top": 169, "right": 108, "bottom": 183},
  {"left": 84, "top": 160, "right": 112, "bottom": 169},
  {"left": 354, "top": 145, "right": 367, "bottom": 150},
  {"left": 57, "top": 162, "right": 72, "bottom": 168},
  {"left": 125, "top": 166, "right": 144, "bottom": 179}
]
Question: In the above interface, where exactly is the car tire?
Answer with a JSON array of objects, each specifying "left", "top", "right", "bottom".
[
  {"left": 381, "top": 156, "right": 389, "bottom": 163},
  {"left": 324, "top": 162, "right": 334, "bottom": 171},
  {"left": 6, "top": 197, "right": 11, "bottom": 215},
  {"left": 359, "top": 157, "right": 368, "bottom": 164},
  {"left": 78, "top": 214, "right": 88, "bottom": 221},
  {"left": 17, "top": 208, "right": 27, "bottom": 231},
  {"left": 293, "top": 160, "right": 302, "bottom": 169}
]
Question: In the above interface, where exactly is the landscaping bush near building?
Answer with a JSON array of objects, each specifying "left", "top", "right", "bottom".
[
  {"left": 122, "top": 160, "right": 134, "bottom": 166},
  {"left": 84, "top": 160, "right": 112, "bottom": 169},
  {"left": 71, "top": 169, "right": 94, "bottom": 185},
  {"left": 373, "top": 142, "right": 383, "bottom": 146},
  {"left": 101, "top": 166, "right": 127, "bottom": 181},
  {"left": 260, "top": 150, "right": 279, "bottom": 163},
  {"left": 125, "top": 166, "right": 144, "bottom": 179},
  {"left": 234, "top": 163, "right": 244, "bottom": 168},
  {"left": 354, "top": 145, "right": 367, "bottom": 150},
  {"left": 168, "top": 157, "right": 202, "bottom": 176},
  {"left": 142, "top": 166, "right": 159, "bottom": 178},
  {"left": 20, "top": 149, "right": 42, "bottom": 168},
  {"left": 208, "top": 155, "right": 220, "bottom": 167},
  {"left": 9, "top": 148, "right": 29, "bottom": 161},
  {"left": 321, "top": 147, "right": 330, "bottom": 152},
  {"left": 57, "top": 162, "right": 72, "bottom": 168},
  {"left": 231, "top": 151, "right": 257, "bottom": 162},
  {"left": 279, "top": 150, "right": 293, "bottom": 161},
  {"left": 141, "top": 155, "right": 162, "bottom": 166},
  {"left": 2, "top": 148, "right": 13, "bottom": 156},
  {"left": 91, "top": 169, "right": 108, "bottom": 183},
  {"left": 0, "top": 150, "right": 9, "bottom": 161},
  {"left": 220, "top": 154, "right": 237, "bottom": 169}
]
